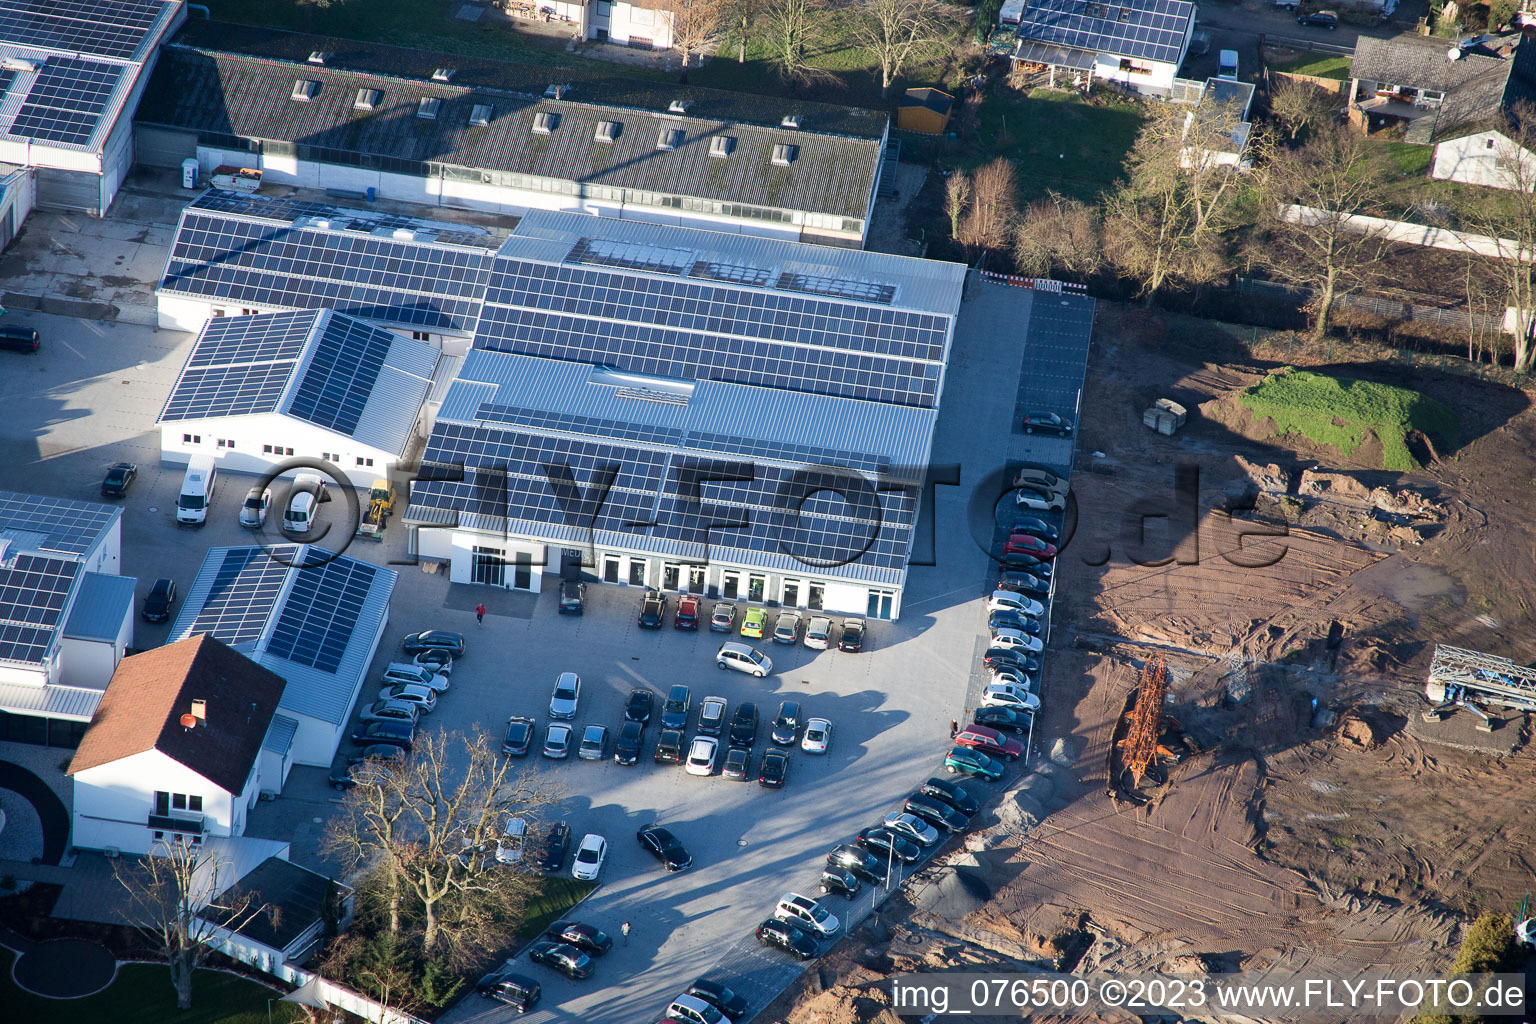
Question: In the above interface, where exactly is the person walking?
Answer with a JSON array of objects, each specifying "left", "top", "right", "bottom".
[
  {"left": 621, "top": 921, "right": 630, "bottom": 946},
  {"left": 949, "top": 719, "right": 959, "bottom": 739},
  {"left": 475, "top": 603, "right": 486, "bottom": 625}
]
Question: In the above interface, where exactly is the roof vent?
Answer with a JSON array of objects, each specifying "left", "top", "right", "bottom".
[
  {"left": 708, "top": 135, "right": 736, "bottom": 158},
  {"left": 780, "top": 114, "right": 801, "bottom": 129},
  {"left": 469, "top": 102, "right": 493, "bottom": 126},
  {"left": 771, "top": 142, "right": 798, "bottom": 166},
  {"left": 431, "top": 67, "right": 456, "bottom": 82},
  {"left": 545, "top": 83, "right": 571, "bottom": 99},
  {"left": 417, "top": 97, "right": 441, "bottom": 120},
  {"left": 656, "top": 127, "right": 684, "bottom": 150},
  {"left": 1, "top": 58, "right": 35, "bottom": 74},
  {"left": 1447, "top": 47, "right": 1462, "bottom": 61},
  {"left": 594, "top": 120, "right": 620, "bottom": 143},
  {"left": 532, "top": 111, "right": 560, "bottom": 135},
  {"left": 291, "top": 79, "right": 320, "bottom": 102},
  {"left": 307, "top": 51, "right": 330, "bottom": 65},
  {"left": 354, "top": 88, "right": 382, "bottom": 111},
  {"left": 392, "top": 228, "right": 417, "bottom": 241},
  {"left": 668, "top": 98, "right": 690, "bottom": 114}
]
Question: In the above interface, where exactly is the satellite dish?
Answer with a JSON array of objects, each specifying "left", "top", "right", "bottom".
[
  {"left": 1447, "top": 48, "right": 1462, "bottom": 60},
  {"left": 180, "top": 713, "right": 198, "bottom": 729}
]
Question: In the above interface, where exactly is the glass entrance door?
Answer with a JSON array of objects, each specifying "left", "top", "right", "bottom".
[{"left": 782, "top": 581, "right": 800, "bottom": 607}]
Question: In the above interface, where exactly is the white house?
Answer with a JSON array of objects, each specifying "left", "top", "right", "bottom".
[
  {"left": 1012, "top": 0, "right": 1199, "bottom": 98},
  {"left": 68, "top": 635, "right": 287, "bottom": 856},
  {"left": 156, "top": 309, "right": 441, "bottom": 487},
  {"left": 203, "top": 854, "right": 350, "bottom": 974}
]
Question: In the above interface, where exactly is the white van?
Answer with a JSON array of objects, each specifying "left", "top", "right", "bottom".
[
  {"left": 176, "top": 456, "right": 217, "bottom": 525},
  {"left": 284, "top": 473, "right": 325, "bottom": 534},
  {"left": 1217, "top": 49, "right": 1239, "bottom": 81}
]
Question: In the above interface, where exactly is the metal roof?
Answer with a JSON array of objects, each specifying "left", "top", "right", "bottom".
[
  {"left": 61, "top": 571, "right": 136, "bottom": 644},
  {"left": 0, "top": 679, "right": 102, "bottom": 720},
  {"left": 262, "top": 713, "right": 297, "bottom": 755},
  {"left": 0, "top": 490, "right": 119, "bottom": 557},
  {"left": 1015, "top": 0, "right": 1196, "bottom": 66}
]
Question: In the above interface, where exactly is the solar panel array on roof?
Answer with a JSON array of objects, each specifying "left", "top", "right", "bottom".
[
  {"left": 286, "top": 314, "right": 394, "bottom": 435},
  {"left": 187, "top": 309, "right": 315, "bottom": 367},
  {"left": 1016, "top": 0, "right": 1196, "bottom": 65},
  {"left": 0, "top": 0, "right": 162, "bottom": 60},
  {"left": 0, "top": 554, "right": 78, "bottom": 663},
  {"left": 161, "top": 358, "right": 296, "bottom": 422},
  {"left": 266, "top": 557, "right": 378, "bottom": 672},
  {"left": 10, "top": 58, "right": 123, "bottom": 145},
  {"left": 0, "top": 492, "right": 117, "bottom": 556},
  {"left": 187, "top": 547, "right": 295, "bottom": 646}
]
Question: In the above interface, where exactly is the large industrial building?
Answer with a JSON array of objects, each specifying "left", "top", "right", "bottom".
[
  {"left": 135, "top": 21, "right": 887, "bottom": 247},
  {"left": 404, "top": 211, "right": 967, "bottom": 620}
]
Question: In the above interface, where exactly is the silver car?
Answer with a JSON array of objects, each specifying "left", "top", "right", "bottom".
[
  {"left": 773, "top": 610, "right": 802, "bottom": 644},
  {"left": 376, "top": 682, "right": 437, "bottom": 713},
  {"left": 549, "top": 671, "right": 581, "bottom": 720},
  {"left": 804, "top": 615, "right": 833, "bottom": 650},
  {"left": 882, "top": 811, "right": 941, "bottom": 847}
]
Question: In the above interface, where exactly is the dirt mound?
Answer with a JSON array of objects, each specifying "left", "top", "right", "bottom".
[{"left": 1337, "top": 712, "right": 1383, "bottom": 749}]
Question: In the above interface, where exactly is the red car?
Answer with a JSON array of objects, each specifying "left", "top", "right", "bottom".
[
  {"left": 954, "top": 724, "right": 1025, "bottom": 761},
  {"left": 674, "top": 595, "right": 700, "bottom": 630},
  {"left": 1003, "top": 534, "right": 1057, "bottom": 559}
]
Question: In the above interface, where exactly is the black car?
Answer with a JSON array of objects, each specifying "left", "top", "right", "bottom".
[
  {"left": 638, "top": 590, "right": 667, "bottom": 628},
  {"left": 625, "top": 688, "right": 654, "bottom": 723},
  {"left": 1001, "top": 551, "right": 1052, "bottom": 573},
  {"left": 348, "top": 744, "right": 407, "bottom": 767},
  {"left": 686, "top": 979, "right": 751, "bottom": 1021},
  {"left": 838, "top": 619, "right": 866, "bottom": 652},
  {"left": 327, "top": 763, "right": 357, "bottom": 791},
  {"left": 729, "top": 702, "right": 758, "bottom": 747},
  {"left": 660, "top": 685, "right": 691, "bottom": 730},
  {"left": 476, "top": 969, "right": 541, "bottom": 1010},
  {"left": 722, "top": 746, "right": 750, "bottom": 780},
  {"left": 756, "top": 918, "right": 818, "bottom": 960},
  {"left": 527, "top": 940, "right": 594, "bottom": 979},
  {"left": 401, "top": 630, "right": 466, "bottom": 656},
  {"left": 558, "top": 579, "right": 586, "bottom": 615},
  {"left": 636, "top": 825, "right": 693, "bottom": 871},
  {"left": 904, "top": 794, "right": 971, "bottom": 832},
  {"left": 973, "top": 705, "right": 1033, "bottom": 735},
  {"left": 758, "top": 747, "right": 789, "bottom": 788},
  {"left": 997, "top": 571, "right": 1051, "bottom": 597},
  {"left": 502, "top": 715, "right": 535, "bottom": 756},
  {"left": 988, "top": 610, "right": 1041, "bottom": 635},
  {"left": 1021, "top": 411, "right": 1073, "bottom": 436},
  {"left": 770, "top": 700, "right": 802, "bottom": 745},
  {"left": 819, "top": 866, "right": 862, "bottom": 900},
  {"left": 545, "top": 920, "right": 613, "bottom": 955},
  {"left": 654, "top": 728, "right": 684, "bottom": 764},
  {"left": 351, "top": 721, "right": 414, "bottom": 750},
  {"left": 614, "top": 720, "right": 644, "bottom": 765},
  {"left": 534, "top": 822, "right": 571, "bottom": 873},
  {"left": 1010, "top": 516, "right": 1060, "bottom": 543},
  {"left": 919, "top": 776, "right": 982, "bottom": 816},
  {"left": 1298, "top": 10, "right": 1338, "bottom": 28},
  {"left": 100, "top": 462, "right": 137, "bottom": 498},
  {"left": 141, "top": 577, "right": 177, "bottom": 623},
  {"left": 984, "top": 647, "right": 1040, "bottom": 674},
  {"left": 827, "top": 843, "right": 884, "bottom": 883},
  {"left": 856, "top": 826, "right": 921, "bottom": 863}
]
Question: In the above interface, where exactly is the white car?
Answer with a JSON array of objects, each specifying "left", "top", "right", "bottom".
[
  {"left": 1015, "top": 487, "right": 1066, "bottom": 512},
  {"left": 991, "top": 667, "right": 1039, "bottom": 691},
  {"left": 883, "top": 811, "right": 941, "bottom": 847},
  {"left": 987, "top": 591, "right": 1045, "bottom": 616},
  {"left": 412, "top": 649, "right": 453, "bottom": 675},
  {"left": 716, "top": 642, "right": 772, "bottom": 677},
  {"left": 666, "top": 995, "right": 727, "bottom": 1024},
  {"left": 1012, "top": 469, "right": 1067, "bottom": 495},
  {"left": 549, "top": 671, "right": 581, "bottom": 720},
  {"left": 804, "top": 615, "right": 834, "bottom": 650},
  {"left": 774, "top": 892, "right": 840, "bottom": 937},
  {"left": 381, "top": 662, "right": 450, "bottom": 693},
  {"left": 238, "top": 486, "right": 271, "bottom": 527},
  {"left": 376, "top": 682, "right": 437, "bottom": 713},
  {"left": 572, "top": 833, "right": 607, "bottom": 880},
  {"left": 686, "top": 736, "right": 719, "bottom": 776},
  {"left": 801, "top": 718, "right": 832, "bottom": 754},
  {"left": 990, "top": 629, "right": 1043, "bottom": 655},
  {"left": 773, "top": 610, "right": 802, "bottom": 644},
  {"left": 982, "top": 683, "right": 1041, "bottom": 712},
  {"left": 495, "top": 817, "right": 527, "bottom": 864}
]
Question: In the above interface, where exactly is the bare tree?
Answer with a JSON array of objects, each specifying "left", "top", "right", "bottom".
[
  {"left": 662, "top": 0, "right": 727, "bottom": 82},
  {"left": 326, "top": 730, "right": 558, "bottom": 965},
  {"left": 1269, "top": 77, "right": 1340, "bottom": 142},
  {"left": 1452, "top": 102, "right": 1536, "bottom": 373},
  {"left": 1014, "top": 192, "right": 1102, "bottom": 280},
  {"left": 116, "top": 838, "right": 268, "bottom": 1010},
  {"left": 943, "top": 171, "right": 971, "bottom": 239},
  {"left": 722, "top": 0, "right": 758, "bottom": 62},
  {"left": 1102, "top": 98, "right": 1249, "bottom": 302},
  {"left": 762, "top": 0, "right": 834, "bottom": 83},
  {"left": 295, "top": 0, "right": 354, "bottom": 33},
  {"left": 1250, "top": 122, "right": 1395, "bottom": 343},
  {"left": 849, "top": 0, "right": 961, "bottom": 99},
  {"left": 956, "top": 157, "right": 1017, "bottom": 258}
]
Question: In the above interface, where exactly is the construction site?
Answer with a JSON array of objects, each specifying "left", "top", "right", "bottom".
[{"left": 765, "top": 306, "right": 1536, "bottom": 1024}]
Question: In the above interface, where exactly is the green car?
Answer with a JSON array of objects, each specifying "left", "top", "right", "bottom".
[
  {"left": 740, "top": 607, "right": 767, "bottom": 639},
  {"left": 944, "top": 746, "right": 1004, "bottom": 781}
]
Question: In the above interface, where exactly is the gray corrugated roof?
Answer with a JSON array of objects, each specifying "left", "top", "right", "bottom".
[
  {"left": 0, "top": 680, "right": 102, "bottom": 720},
  {"left": 261, "top": 713, "right": 297, "bottom": 755},
  {"left": 62, "top": 571, "right": 136, "bottom": 644},
  {"left": 138, "top": 39, "right": 884, "bottom": 221}
]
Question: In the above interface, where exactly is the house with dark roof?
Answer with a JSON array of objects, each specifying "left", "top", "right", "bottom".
[
  {"left": 1010, "top": 0, "right": 1199, "bottom": 98},
  {"left": 133, "top": 21, "right": 888, "bottom": 248},
  {"left": 68, "top": 635, "right": 286, "bottom": 855},
  {"left": 203, "top": 855, "right": 351, "bottom": 974}
]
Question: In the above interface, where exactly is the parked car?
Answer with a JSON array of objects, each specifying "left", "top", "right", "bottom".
[
  {"left": 637, "top": 825, "right": 693, "bottom": 871},
  {"left": 543, "top": 723, "right": 572, "bottom": 758},
  {"left": 413, "top": 649, "right": 454, "bottom": 675},
  {"left": 740, "top": 606, "right": 767, "bottom": 638},
  {"left": 351, "top": 721, "right": 414, "bottom": 750},
  {"left": 359, "top": 699, "right": 419, "bottom": 726},
  {"left": 819, "top": 866, "right": 862, "bottom": 900},
  {"left": 141, "top": 577, "right": 178, "bottom": 622},
  {"left": 402, "top": 630, "right": 466, "bottom": 656},
  {"left": 770, "top": 700, "right": 802, "bottom": 745},
  {"left": 686, "top": 979, "right": 751, "bottom": 1020},
  {"left": 376, "top": 682, "right": 437, "bottom": 713},
  {"left": 722, "top": 747, "right": 750, "bottom": 779},
  {"left": 496, "top": 817, "right": 527, "bottom": 864},
  {"left": 534, "top": 822, "right": 570, "bottom": 873},
  {"left": 625, "top": 687, "right": 654, "bottom": 723},
  {"left": 614, "top": 720, "right": 645, "bottom": 765},
  {"left": 239, "top": 485, "right": 271, "bottom": 527},
  {"left": 665, "top": 994, "right": 726, "bottom": 1024},
  {"left": 988, "top": 609, "right": 1041, "bottom": 635},
  {"left": 548, "top": 671, "right": 581, "bottom": 719},
  {"left": 838, "top": 618, "right": 866, "bottom": 652},
  {"left": 1015, "top": 487, "right": 1066, "bottom": 512},
  {"left": 991, "top": 666, "right": 1039, "bottom": 691},
  {"left": 1003, "top": 534, "right": 1057, "bottom": 559},
  {"left": 955, "top": 724, "right": 1025, "bottom": 761},
  {"left": 0, "top": 323, "right": 38, "bottom": 352},
  {"left": 855, "top": 826, "right": 921, "bottom": 863},
  {"left": 381, "top": 662, "right": 449, "bottom": 694},
  {"left": 558, "top": 579, "right": 586, "bottom": 615},
  {"left": 1010, "top": 516, "right": 1060, "bottom": 542},
  {"left": 571, "top": 833, "right": 607, "bottom": 880},
  {"left": 654, "top": 729, "right": 684, "bottom": 764},
  {"left": 756, "top": 917, "right": 818, "bottom": 960},
  {"left": 905, "top": 794, "right": 971, "bottom": 832},
  {"left": 827, "top": 843, "right": 884, "bottom": 883},
  {"left": 685, "top": 737, "right": 718, "bottom": 776},
  {"left": 981, "top": 682, "right": 1041, "bottom": 712},
  {"left": 801, "top": 718, "right": 832, "bottom": 754},
  {"left": 675, "top": 594, "right": 700, "bottom": 629},
  {"left": 945, "top": 747, "right": 1005, "bottom": 781},
  {"left": 527, "top": 940, "right": 594, "bottom": 979},
  {"left": 1011, "top": 468, "right": 1066, "bottom": 494},
  {"left": 475, "top": 968, "right": 541, "bottom": 1010},
  {"left": 882, "top": 812, "right": 941, "bottom": 847},
  {"left": 1020, "top": 411, "right": 1073, "bottom": 436},
  {"left": 991, "top": 629, "right": 1043, "bottom": 654},
  {"left": 728, "top": 702, "right": 758, "bottom": 747},
  {"left": 774, "top": 892, "right": 840, "bottom": 937},
  {"left": 997, "top": 571, "right": 1050, "bottom": 597},
  {"left": 100, "top": 462, "right": 137, "bottom": 498},
  {"left": 348, "top": 744, "right": 407, "bottom": 767},
  {"left": 804, "top": 615, "right": 834, "bottom": 650},
  {"left": 661, "top": 684, "right": 691, "bottom": 729},
  {"left": 578, "top": 724, "right": 608, "bottom": 760},
  {"left": 773, "top": 610, "right": 802, "bottom": 644},
  {"left": 919, "top": 776, "right": 981, "bottom": 816},
  {"left": 973, "top": 705, "right": 1033, "bottom": 735},
  {"left": 758, "top": 747, "right": 790, "bottom": 788},
  {"left": 1298, "top": 9, "right": 1338, "bottom": 27},
  {"left": 638, "top": 590, "right": 667, "bottom": 628},
  {"left": 546, "top": 920, "right": 613, "bottom": 955},
  {"left": 698, "top": 695, "right": 728, "bottom": 736},
  {"left": 987, "top": 591, "right": 1045, "bottom": 616},
  {"left": 983, "top": 648, "right": 1041, "bottom": 675},
  {"left": 709, "top": 601, "right": 736, "bottom": 632},
  {"left": 716, "top": 642, "right": 772, "bottom": 677},
  {"left": 1001, "top": 551, "right": 1053, "bottom": 573}
]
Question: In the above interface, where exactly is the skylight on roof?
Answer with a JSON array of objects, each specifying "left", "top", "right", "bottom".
[
  {"left": 532, "top": 111, "right": 560, "bottom": 134},
  {"left": 417, "top": 97, "right": 441, "bottom": 120},
  {"left": 567, "top": 237, "right": 694, "bottom": 276},
  {"left": 594, "top": 120, "right": 620, "bottom": 143},
  {"left": 354, "top": 88, "right": 381, "bottom": 111},
  {"left": 432, "top": 67, "right": 455, "bottom": 82},
  {"left": 708, "top": 135, "right": 736, "bottom": 158},
  {"left": 771, "top": 143, "right": 798, "bottom": 166},
  {"left": 656, "top": 127, "right": 684, "bottom": 150},
  {"left": 668, "top": 99, "right": 690, "bottom": 114},
  {"left": 469, "top": 103, "right": 493, "bottom": 127},
  {"left": 291, "top": 79, "right": 319, "bottom": 102},
  {"left": 307, "top": 51, "right": 329, "bottom": 65}
]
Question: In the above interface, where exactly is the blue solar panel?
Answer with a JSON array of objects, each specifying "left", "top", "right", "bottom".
[
  {"left": 0, "top": 554, "right": 78, "bottom": 663},
  {"left": 0, "top": 492, "right": 116, "bottom": 556},
  {"left": 10, "top": 58, "right": 122, "bottom": 146},
  {"left": 1017, "top": 0, "right": 1195, "bottom": 65},
  {"left": 188, "top": 310, "right": 316, "bottom": 368},
  {"left": 187, "top": 547, "right": 295, "bottom": 645},
  {"left": 287, "top": 314, "right": 393, "bottom": 436},
  {"left": 266, "top": 557, "right": 377, "bottom": 672},
  {"left": 0, "top": 0, "right": 162, "bottom": 60},
  {"left": 160, "top": 361, "right": 296, "bottom": 421}
]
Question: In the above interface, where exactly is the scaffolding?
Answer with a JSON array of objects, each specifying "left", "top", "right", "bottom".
[
  {"left": 1120, "top": 652, "right": 1169, "bottom": 787},
  {"left": 1426, "top": 644, "right": 1536, "bottom": 713}
]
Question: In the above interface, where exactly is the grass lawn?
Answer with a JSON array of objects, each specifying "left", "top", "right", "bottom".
[
  {"left": 969, "top": 89, "right": 1145, "bottom": 202},
  {"left": 1270, "top": 52, "right": 1352, "bottom": 79},
  {"left": 0, "top": 949, "right": 303, "bottom": 1024},
  {"left": 514, "top": 876, "right": 598, "bottom": 942},
  {"left": 1239, "top": 369, "right": 1458, "bottom": 471}
]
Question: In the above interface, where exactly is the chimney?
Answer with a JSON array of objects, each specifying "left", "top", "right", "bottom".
[{"left": 191, "top": 699, "right": 207, "bottom": 724}]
